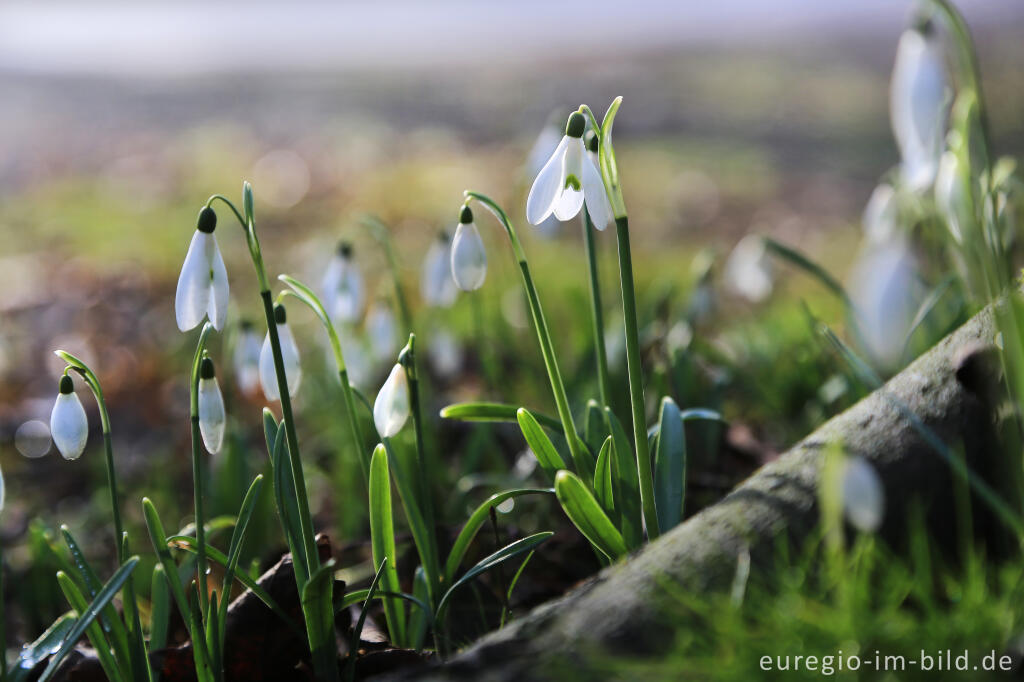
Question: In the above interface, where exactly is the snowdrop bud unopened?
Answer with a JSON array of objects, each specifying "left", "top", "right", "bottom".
[
  {"left": 175, "top": 206, "right": 229, "bottom": 332},
  {"left": 233, "top": 320, "right": 262, "bottom": 395},
  {"left": 322, "top": 242, "right": 365, "bottom": 323},
  {"left": 428, "top": 327, "right": 462, "bottom": 378},
  {"left": 841, "top": 456, "right": 884, "bottom": 532},
  {"left": 451, "top": 207, "right": 487, "bottom": 291},
  {"left": 724, "top": 235, "right": 773, "bottom": 303},
  {"left": 890, "top": 21, "right": 949, "bottom": 191},
  {"left": 421, "top": 231, "right": 459, "bottom": 307},
  {"left": 197, "top": 357, "right": 226, "bottom": 454},
  {"left": 51, "top": 374, "right": 88, "bottom": 460},
  {"left": 373, "top": 363, "right": 410, "bottom": 438},
  {"left": 367, "top": 303, "right": 398, "bottom": 363},
  {"left": 849, "top": 238, "right": 918, "bottom": 370},
  {"left": 259, "top": 304, "right": 302, "bottom": 401}
]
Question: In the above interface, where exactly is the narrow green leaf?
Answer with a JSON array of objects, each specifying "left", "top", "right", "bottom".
[
  {"left": 10, "top": 613, "right": 77, "bottom": 682},
  {"left": 300, "top": 558, "right": 338, "bottom": 677},
  {"left": 271, "top": 423, "right": 307, "bottom": 581},
  {"left": 443, "top": 488, "right": 554, "bottom": 585},
  {"left": 368, "top": 444, "right": 406, "bottom": 647},
  {"left": 216, "top": 475, "right": 264, "bottom": 642},
  {"left": 262, "top": 408, "right": 279, "bottom": 459},
  {"left": 55, "top": 572, "right": 125, "bottom": 682},
  {"left": 406, "top": 567, "right": 431, "bottom": 651},
  {"left": 554, "top": 470, "right": 627, "bottom": 561},
  {"left": 38, "top": 557, "right": 139, "bottom": 682},
  {"left": 598, "top": 96, "right": 626, "bottom": 218},
  {"left": 900, "top": 274, "right": 957, "bottom": 361},
  {"left": 583, "top": 400, "right": 608, "bottom": 461},
  {"left": 653, "top": 397, "right": 686, "bottom": 532},
  {"left": 517, "top": 408, "right": 567, "bottom": 481},
  {"left": 149, "top": 564, "right": 171, "bottom": 654},
  {"left": 345, "top": 557, "right": 388, "bottom": 682},
  {"left": 762, "top": 237, "right": 854, "bottom": 309},
  {"left": 593, "top": 436, "right": 615, "bottom": 517},
  {"left": 604, "top": 408, "right": 642, "bottom": 549},
  {"left": 440, "top": 402, "right": 563, "bottom": 432}
]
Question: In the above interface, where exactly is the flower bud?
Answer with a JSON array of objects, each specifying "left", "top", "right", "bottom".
[
  {"left": 373, "top": 363, "right": 410, "bottom": 438},
  {"left": 366, "top": 303, "right": 398, "bottom": 363},
  {"left": 842, "top": 456, "right": 884, "bottom": 533},
  {"left": 197, "top": 358, "right": 226, "bottom": 454},
  {"left": 233, "top": 319, "right": 262, "bottom": 394},
  {"left": 451, "top": 216, "right": 487, "bottom": 292},
  {"left": 322, "top": 241, "right": 365, "bottom": 323},
  {"left": 259, "top": 310, "right": 302, "bottom": 401},
  {"left": 421, "top": 231, "right": 458, "bottom": 307},
  {"left": 51, "top": 375, "right": 88, "bottom": 460}
]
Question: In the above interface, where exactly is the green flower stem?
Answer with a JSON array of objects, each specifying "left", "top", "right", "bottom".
[
  {"left": 55, "top": 351, "right": 126, "bottom": 561},
  {"left": 279, "top": 277, "right": 368, "bottom": 482},
  {"left": 188, "top": 323, "right": 215, "bottom": 620},
  {"left": 613, "top": 216, "right": 659, "bottom": 540},
  {"left": 360, "top": 214, "right": 413, "bottom": 333},
  {"left": 582, "top": 210, "right": 611, "bottom": 407},
  {"left": 463, "top": 191, "right": 588, "bottom": 473}
]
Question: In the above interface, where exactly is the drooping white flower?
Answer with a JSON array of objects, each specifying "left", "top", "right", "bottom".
[
  {"left": 451, "top": 206, "right": 487, "bottom": 292},
  {"left": 934, "top": 150, "right": 972, "bottom": 244},
  {"left": 373, "top": 363, "right": 410, "bottom": 438},
  {"left": 526, "top": 112, "right": 612, "bottom": 230},
  {"left": 322, "top": 242, "right": 365, "bottom": 324},
  {"left": 890, "top": 20, "right": 949, "bottom": 191},
  {"left": 233, "top": 319, "right": 263, "bottom": 395},
  {"left": 862, "top": 183, "right": 900, "bottom": 245},
  {"left": 848, "top": 237, "right": 919, "bottom": 370},
  {"left": 197, "top": 357, "right": 226, "bottom": 454},
  {"left": 259, "top": 304, "right": 302, "bottom": 401},
  {"left": 335, "top": 325, "right": 372, "bottom": 389},
  {"left": 51, "top": 374, "right": 88, "bottom": 460},
  {"left": 723, "top": 235, "right": 773, "bottom": 303},
  {"left": 526, "top": 115, "right": 569, "bottom": 237},
  {"left": 421, "top": 231, "right": 459, "bottom": 307},
  {"left": 366, "top": 302, "right": 398, "bottom": 363},
  {"left": 841, "top": 456, "right": 884, "bottom": 533},
  {"left": 428, "top": 326, "right": 462, "bottom": 378},
  {"left": 175, "top": 206, "right": 229, "bottom": 332}
]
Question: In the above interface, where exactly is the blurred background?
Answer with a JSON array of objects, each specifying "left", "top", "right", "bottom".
[{"left": 2, "top": 0, "right": 1023, "bottom": 650}]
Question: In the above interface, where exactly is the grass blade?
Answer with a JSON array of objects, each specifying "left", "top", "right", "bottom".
[
  {"left": 270, "top": 423, "right": 308, "bottom": 581},
  {"left": 653, "top": 397, "right": 686, "bottom": 533},
  {"left": 368, "top": 443, "right": 407, "bottom": 647},
  {"left": 149, "top": 564, "right": 170, "bottom": 656},
  {"left": 345, "top": 557, "right": 387, "bottom": 682},
  {"left": 55, "top": 572, "right": 125, "bottom": 682},
  {"left": 9, "top": 612, "right": 77, "bottom": 682},
  {"left": 593, "top": 436, "right": 616, "bottom": 519},
  {"left": 604, "top": 408, "right": 642, "bottom": 549},
  {"left": 516, "top": 408, "right": 568, "bottom": 481},
  {"left": 216, "top": 475, "right": 265, "bottom": 643},
  {"left": 440, "top": 402, "right": 563, "bottom": 432},
  {"left": 554, "top": 470, "right": 627, "bottom": 561},
  {"left": 583, "top": 400, "right": 607, "bottom": 458},
  {"left": 763, "top": 237, "right": 854, "bottom": 309}
]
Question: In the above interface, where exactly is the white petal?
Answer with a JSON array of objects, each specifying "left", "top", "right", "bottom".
[
  {"left": 259, "top": 333, "right": 279, "bottom": 401},
  {"left": 373, "top": 363, "right": 410, "bottom": 438},
  {"left": 451, "top": 222, "right": 487, "bottom": 291},
  {"left": 337, "top": 326, "right": 372, "bottom": 389},
  {"left": 278, "top": 323, "right": 303, "bottom": 397},
  {"left": 842, "top": 456, "right": 884, "bottom": 533},
  {"left": 334, "top": 262, "right": 366, "bottom": 323},
  {"left": 51, "top": 392, "right": 88, "bottom": 460},
  {"left": 198, "top": 377, "right": 226, "bottom": 454},
  {"left": 526, "top": 124, "right": 563, "bottom": 179},
  {"left": 526, "top": 136, "right": 570, "bottom": 225},
  {"left": 582, "top": 152, "right": 612, "bottom": 230},
  {"left": 321, "top": 257, "right": 343, "bottom": 316},
  {"left": 848, "top": 238, "right": 918, "bottom": 370},
  {"left": 421, "top": 239, "right": 458, "bottom": 307},
  {"left": 233, "top": 330, "right": 263, "bottom": 395},
  {"left": 890, "top": 28, "right": 948, "bottom": 191},
  {"left": 724, "top": 236, "right": 773, "bottom": 303},
  {"left": 552, "top": 138, "right": 585, "bottom": 221},
  {"left": 367, "top": 305, "right": 398, "bottom": 362},
  {"left": 175, "top": 231, "right": 214, "bottom": 332},
  {"left": 862, "top": 183, "right": 898, "bottom": 244},
  {"left": 208, "top": 237, "right": 229, "bottom": 330},
  {"left": 428, "top": 327, "right": 462, "bottom": 378}
]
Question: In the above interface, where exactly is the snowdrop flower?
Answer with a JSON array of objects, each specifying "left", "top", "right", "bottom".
[
  {"left": 526, "top": 112, "right": 611, "bottom": 230},
  {"left": 890, "top": 19, "right": 949, "bottom": 191},
  {"left": 259, "top": 303, "right": 302, "bottom": 401},
  {"left": 197, "top": 357, "right": 226, "bottom": 454},
  {"left": 934, "top": 150, "right": 972, "bottom": 244},
  {"left": 336, "top": 326, "right": 372, "bottom": 389},
  {"left": 862, "top": 183, "right": 900, "bottom": 245},
  {"left": 724, "top": 235, "right": 774, "bottom": 303},
  {"left": 428, "top": 326, "right": 462, "bottom": 378},
  {"left": 366, "top": 302, "right": 398, "bottom": 363},
  {"left": 51, "top": 374, "right": 88, "bottom": 460},
  {"left": 421, "top": 231, "right": 459, "bottom": 307},
  {"left": 176, "top": 206, "right": 229, "bottom": 332},
  {"left": 841, "top": 456, "right": 884, "bottom": 533},
  {"left": 451, "top": 206, "right": 487, "bottom": 291},
  {"left": 848, "top": 237, "right": 918, "bottom": 370},
  {"left": 373, "top": 363, "right": 410, "bottom": 438},
  {"left": 322, "top": 242, "right": 365, "bottom": 323},
  {"left": 233, "top": 319, "right": 263, "bottom": 395},
  {"left": 526, "top": 115, "right": 568, "bottom": 237}
]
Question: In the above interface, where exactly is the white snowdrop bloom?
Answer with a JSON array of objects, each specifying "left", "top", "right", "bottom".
[
  {"left": 527, "top": 119, "right": 567, "bottom": 238},
  {"left": 841, "top": 456, "right": 884, "bottom": 533},
  {"left": 890, "top": 20, "right": 949, "bottom": 191},
  {"left": 862, "top": 183, "right": 900, "bottom": 245},
  {"left": 259, "top": 304, "right": 302, "bottom": 401},
  {"left": 322, "top": 242, "right": 365, "bottom": 323},
  {"left": 421, "top": 231, "right": 459, "bottom": 307},
  {"left": 526, "top": 112, "right": 612, "bottom": 230},
  {"left": 197, "top": 357, "right": 226, "bottom": 454},
  {"left": 849, "top": 237, "right": 918, "bottom": 370},
  {"left": 233, "top": 320, "right": 263, "bottom": 395},
  {"left": 176, "top": 206, "right": 229, "bottom": 332},
  {"left": 373, "top": 363, "right": 410, "bottom": 438},
  {"left": 934, "top": 150, "right": 972, "bottom": 244},
  {"left": 366, "top": 302, "right": 398, "bottom": 363},
  {"left": 451, "top": 206, "right": 487, "bottom": 292},
  {"left": 51, "top": 374, "right": 88, "bottom": 460},
  {"left": 724, "top": 235, "right": 774, "bottom": 303},
  {"left": 428, "top": 327, "right": 462, "bottom": 378},
  {"left": 336, "top": 326, "right": 373, "bottom": 389}
]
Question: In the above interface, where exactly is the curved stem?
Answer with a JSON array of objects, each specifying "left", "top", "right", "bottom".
[
  {"left": 188, "top": 323, "right": 215, "bottom": 621},
  {"left": 613, "top": 215, "right": 659, "bottom": 540},
  {"left": 463, "top": 191, "right": 589, "bottom": 474},
  {"left": 55, "top": 351, "right": 125, "bottom": 560},
  {"left": 582, "top": 210, "right": 611, "bottom": 406}
]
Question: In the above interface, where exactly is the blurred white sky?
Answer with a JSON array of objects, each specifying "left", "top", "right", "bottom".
[{"left": 1, "top": 0, "right": 1020, "bottom": 77}]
